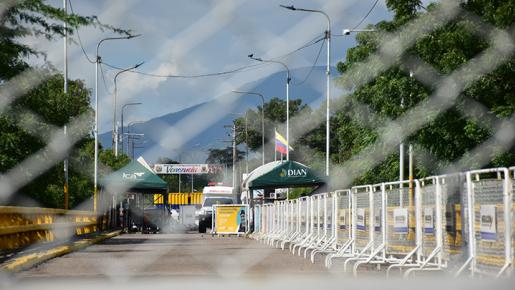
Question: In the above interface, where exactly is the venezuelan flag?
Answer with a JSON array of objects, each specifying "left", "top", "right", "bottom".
[{"left": 275, "top": 130, "right": 292, "bottom": 154}]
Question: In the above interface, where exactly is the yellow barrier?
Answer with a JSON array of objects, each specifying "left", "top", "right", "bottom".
[
  {"left": 0, "top": 206, "right": 99, "bottom": 250},
  {"left": 153, "top": 192, "right": 202, "bottom": 206}
]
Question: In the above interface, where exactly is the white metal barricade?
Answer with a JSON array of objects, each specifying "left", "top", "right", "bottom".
[
  {"left": 455, "top": 168, "right": 513, "bottom": 278},
  {"left": 252, "top": 204, "right": 263, "bottom": 239},
  {"left": 403, "top": 175, "right": 451, "bottom": 277},
  {"left": 281, "top": 197, "right": 306, "bottom": 250},
  {"left": 301, "top": 193, "right": 328, "bottom": 258},
  {"left": 325, "top": 189, "right": 353, "bottom": 267},
  {"left": 327, "top": 185, "right": 373, "bottom": 268},
  {"left": 250, "top": 165, "right": 514, "bottom": 279},
  {"left": 289, "top": 196, "right": 311, "bottom": 252},
  {"left": 268, "top": 201, "right": 288, "bottom": 246},
  {"left": 350, "top": 183, "right": 387, "bottom": 275},
  {"left": 292, "top": 195, "right": 317, "bottom": 255},
  {"left": 272, "top": 200, "right": 298, "bottom": 247},
  {"left": 265, "top": 201, "right": 281, "bottom": 244},
  {"left": 310, "top": 192, "right": 338, "bottom": 262},
  {"left": 385, "top": 179, "right": 423, "bottom": 277}
]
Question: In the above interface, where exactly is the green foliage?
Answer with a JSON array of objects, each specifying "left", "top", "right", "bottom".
[
  {"left": 1, "top": 1, "right": 130, "bottom": 208},
  {"left": 288, "top": 187, "right": 316, "bottom": 200},
  {"left": 206, "top": 147, "right": 244, "bottom": 167},
  {"left": 331, "top": 0, "right": 515, "bottom": 184},
  {"left": 233, "top": 97, "right": 311, "bottom": 168},
  {"left": 386, "top": 0, "right": 423, "bottom": 24}
]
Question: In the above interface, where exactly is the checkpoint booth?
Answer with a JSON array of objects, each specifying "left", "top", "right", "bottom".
[
  {"left": 241, "top": 161, "right": 326, "bottom": 231},
  {"left": 101, "top": 160, "right": 169, "bottom": 234}
]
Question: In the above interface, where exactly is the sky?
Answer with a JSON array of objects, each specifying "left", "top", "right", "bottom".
[{"left": 22, "top": 0, "right": 399, "bottom": 135}]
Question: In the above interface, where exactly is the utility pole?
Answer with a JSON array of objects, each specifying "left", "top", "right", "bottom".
[
  {"left": 121, "top": 102, "right": 142, "bottom": 155},
  {"left": 113, "top": 63, "right": 143, "bottom": 157},
  {"left": 279, "top": 5, "right": 330, "bottom": 176},
  {"left": 400, "top": 96, "right": 405, "bottom": 207},
  {"left": 94, "top": 34, "right": 140, "bottom": 212},
  {"left": 232, "top": 124, "right": 236, "bottom": 189},
  {"left": 232, "top": 91, "right": 266, "bottom": 166},
  {"left": 63, "top": 0, "right": 69, "bottom": 210},
  {"left": 248, "top": 55, "right": 290, "bottom": 161},
  {"left": 245, "top": 112, "right": 248, "bottom": 174},
  {"left": 408, "top": 71, "right": 414, "bottom": 208}
]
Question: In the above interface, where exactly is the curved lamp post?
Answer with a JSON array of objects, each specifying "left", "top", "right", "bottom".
[
  {"left": 248, "top": 54, "right": 291, "bottom": 161},
  {"left": 113, "top": 62, "right": 143, "bottom": 157},
  {"left": 232, "top": 90, "right": 265, "bottom": 166},
  {"left": 94, "top": 33, "right": 140, "bottom": 212},
  {"left": 280, "top": 4, "right": 331, "bottom": 177}
]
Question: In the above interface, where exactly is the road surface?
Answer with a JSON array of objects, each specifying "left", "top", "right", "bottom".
[
  {"left": 17, "top": 232, "right": 328, "bottom": 279},
  {"left": 6, "top": 233, "right": 513, "bottom": 290}
]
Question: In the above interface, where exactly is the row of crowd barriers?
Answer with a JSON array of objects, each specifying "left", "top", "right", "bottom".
[{"left": 252, "top": 167, "right": 514, "bottom": 278}]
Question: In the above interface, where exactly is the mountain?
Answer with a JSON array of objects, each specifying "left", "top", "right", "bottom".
[{"left": 99, "top": 66, "right": 336, "bottom": 164}]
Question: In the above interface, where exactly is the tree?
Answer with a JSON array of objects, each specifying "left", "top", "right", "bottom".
[
  {"left": 206, "top": 147, "right": 244, "bottom": 167},
  {"left": 233, "top": 97, "right": 311, "bottom": 164},
  {"left": 1, "top": 0, "right": 128, "bottom": 82},
  {"left": 1, "top": 1, "right": 129, "bottom": 208},
  {"left": 330, "top": 0, "right": 515, "bottom": 185}
]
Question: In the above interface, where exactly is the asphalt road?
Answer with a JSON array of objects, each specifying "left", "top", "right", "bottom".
[
  {"left": 16, "top": 232, "right": 328, "bottom": 279},
  {"left": 6, "top": 233, "right": 515, "bottom": 290}
]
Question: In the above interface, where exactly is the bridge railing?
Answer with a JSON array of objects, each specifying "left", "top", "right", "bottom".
[{"left": 0, "top": 206, "right": 104, "bottom": 250}]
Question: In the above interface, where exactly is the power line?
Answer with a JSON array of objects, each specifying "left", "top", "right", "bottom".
[
  {"left": 99, "top": 63, "right": 112, "bottom": 94},
  {"left": 291, "top": 38, "right": 326, "bottom": 86},
  {"left": 68, "top": 0, "right": 95, "bottom": 64},
  {"left": 102, "top": 33, "right": 326, "bottom": 79},
  {"left": 102, "top": 61, "right": 265, "bottom": 79},
  {"left": 352, "top": 0, "right": 380, "bottom": 30},
  {"left": 332, "top": 0, "right": 380, "bottom": 36},
  {"left": 271, "top": 33, "right": 325, "bottom": 60}
]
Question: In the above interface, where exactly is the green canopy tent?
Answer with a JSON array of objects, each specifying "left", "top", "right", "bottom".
[
  {"left": 242, "top": 161, "right": 325, "bottom": 231},
  {"left": 101, "top": 160, "right": 168, "bottom": 233},
  {"left": 243, "top": 160, "right": 325, "bottom": 191},
  {"left": 101, "top": 160, "right": 168, "bottom": 193}
]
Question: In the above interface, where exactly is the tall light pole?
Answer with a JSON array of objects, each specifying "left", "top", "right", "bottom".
[
  {"left": 94, "top": 34, "right": 140, "bottom": 212},
  {"left": 121, "top": 102, "right": 142, "bottom": 155},
  {"left": 232, "top": 90, "right": 265, "bottom": 166},
  {"left": 248, "top": 54, "right": 290, "bottom": 160},
  {"left": 63, "top": 0, "right": 69, "bottom": 210},
  {"left": 281, "top": 4, "right": 331, "bottom": 177},
  {"left": 113, "top": 63, "right": 143, "bottom": 157}
]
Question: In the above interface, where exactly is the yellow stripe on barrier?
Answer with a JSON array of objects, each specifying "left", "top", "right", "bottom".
[
  {"left": 0, "top": 206, "right": 100, "bottom": 250},
  {"left": 166, "top": 192, "right": 202, "bottom": 206}
]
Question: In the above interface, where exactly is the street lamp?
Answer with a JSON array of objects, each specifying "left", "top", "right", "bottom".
[
  {"left": 280, "top": 4, "right": 331, "bottom": 177},
  {"left": 113, "top": 62, "right": 143, "bottom": 157},
  {"left": 121, "top": 102, "right": 142, "bottom": 155},
  {"left": 94, "top": 34, "right": 140, "bottom": 212},
  {"left": 341, "top": 28, "right": 376, "bottom": 35},
  {"left": 248, "top": 54, "right": 291, "bottom": 161},
  {"left": 232, "top": 90, "right": 265, "bottom": 166}
]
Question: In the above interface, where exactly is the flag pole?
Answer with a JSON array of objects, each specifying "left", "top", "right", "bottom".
[{"left": 274, "top": 128, "right": 277, "bottom": 161}]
